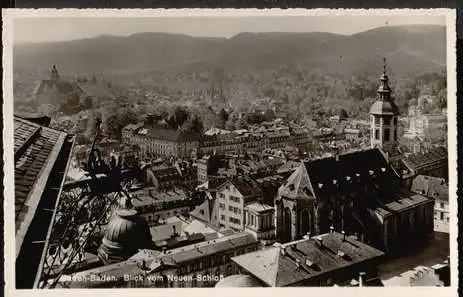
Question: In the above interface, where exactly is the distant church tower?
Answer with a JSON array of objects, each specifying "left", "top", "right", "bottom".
[
  {"left": 369, "top": 58, "right": 399, "bottom": 154},
  {"left": 51, "top": 64, "right": 60, "bottom": 81}
]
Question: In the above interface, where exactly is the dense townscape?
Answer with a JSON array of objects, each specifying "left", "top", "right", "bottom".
[{"left": 14, "top": 24, "right": 450, "bottom": 289}]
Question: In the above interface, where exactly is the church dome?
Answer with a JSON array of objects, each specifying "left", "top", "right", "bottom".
[
  {"left": 104, "top": 208, "right": 151, "bottom": 246},
  {"left": 369, "top": 100, "right": 399, "bottom": 116},
  {"left": 215, "top": 275, "right": 263, "bottom": 287},
  {"left": 98, "top": 207, "right": 153, "bottom": 264}
]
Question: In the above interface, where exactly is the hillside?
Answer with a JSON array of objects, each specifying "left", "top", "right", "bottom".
[{"left": 13, "top": 24, "right": 446, "bottom": 77}]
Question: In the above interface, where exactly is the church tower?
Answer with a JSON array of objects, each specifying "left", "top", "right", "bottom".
[{"left": 369, "top": 58, "right": 399, "bottom": 154}]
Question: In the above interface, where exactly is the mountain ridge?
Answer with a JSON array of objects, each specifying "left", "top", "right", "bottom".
[{"left": 14, "top": 24, "right": 446, "bottom": 77}]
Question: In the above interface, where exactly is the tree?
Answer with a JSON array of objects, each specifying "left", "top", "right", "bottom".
[
  {"left": 167, "top": 106, "right": 189, "bottom": 129},
  {"left": 105, "top": 109, "right": 139, "bottom": 140},
  {"left": 263, "top": 109, "right": 275, "bottom": 122},
  {"left": 424, "top": 125, "right": 447, "bottom": 145},
  {"left": 219, "top": 108, "right": 229, "bottom": 123}
]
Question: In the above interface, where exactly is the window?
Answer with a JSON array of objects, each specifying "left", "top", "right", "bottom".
[
  {"left": 394, "top": 129, "right": 397, "bottom": 141},
  {"left": 440, "top": 203, "right": 445, "bottom": 209},
  {"left": 394, "top": 117, "right": 398, "bottom": 125},
  {"left": 250, "top": 215, "right": 255, "bottom": 226},
  {"left": 229, "top": 205, "right": 234, "bottom": 212},
  {"left": 384, "top": 129, "right": 390, "bottom": 141},
  {"left": 219, "top": 203, "right": 225, "bottom": 210},
  {"left": 384, "top": 117, "right": 391, "bottom": 125},
  {"left": 375, "top": 129, "right": 380, "bottom": 140},
  {"left": 221, "top": 215, "right": 226, "bottom": 220},
  {"left": 440, "top": 212, "right": 444, "bottom": 221},
  {"left": 374, "top": 116, "right": 380, "bottom": 125}
]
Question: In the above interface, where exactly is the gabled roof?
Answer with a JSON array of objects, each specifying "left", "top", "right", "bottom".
[
  {"left": 189, "top": 198, "right": 218, "bottom": 226},
  {"left": 218, "top": 176, "right": 262, "bottom": 200},
  {"left": 232, "top": 232, "right": 385, "bottom": 287},
  {"left": 278, "top": 162, "right": 314, "bottom": 200}
]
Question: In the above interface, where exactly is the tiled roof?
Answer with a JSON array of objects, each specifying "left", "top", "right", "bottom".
[
  {"left": 411, "top": 175, "right": 448, "bottom": 201},
  {"left": 14, "top": 116, "right": 74, "bottom": 288},
  {"left": 401, "top": 147, "right": 447, "bottom": 171},
  {"left": 15, "top": 117, "right": 68, "bottom": 236},
  {"left": 150, "top": 167, "right": 181, "bottom": 182},
  {"left": 279, "top": 149, "right": 397, "bottom": 200},
  {"left": 219, "top": 176, "right": 262, "bottom": 201},
  {"left": 158, "top": 232, "right": 256, "bottom": 265},
  {"left": 232, "top": 232, "right": 385, "bottom": 287}
]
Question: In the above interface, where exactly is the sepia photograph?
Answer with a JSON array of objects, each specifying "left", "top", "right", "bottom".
[{"left": 3, "top": 8, "right": 457, "bottom": 293}]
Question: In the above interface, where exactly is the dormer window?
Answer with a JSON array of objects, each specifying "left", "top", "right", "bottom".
[
  {"left": 381, "top": 167, "right": 386, "bottom": 172},
  {"left": 289, "top": 184, "right": 295, "bottom": 191},
  {"left": 369, "top": 170, "right": 374, "bottom": 176},
  {"left": 318, "top": 183, "right": 323, "bottom": 189},
  {"left": 346, "top": 176, "right": 351, "bottom": 181},
  {"left": 333, "top": 179, "right": 337, "bottom": 185}
]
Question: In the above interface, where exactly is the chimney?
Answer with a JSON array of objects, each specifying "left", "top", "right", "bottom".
[
  {"left": 330, "top": 226, "right": 334, "bottom": 233},
  {"left": 316, "top": 237, "right": 323, "bottom": 247},
  {"left": 303, "top": 232, "right": 311, "bottom": 240},
  {"left": 295, "top": 259, "right": 301, "bottom": 269},
  {"left": 341, "top": 230, "right": 346, "bottom": 241},
  {"left": 172, "top": 225, "right": 177, "bottom": 237},
  {"left": 359, "top": 272, "right": 366, "bottom": 287}
]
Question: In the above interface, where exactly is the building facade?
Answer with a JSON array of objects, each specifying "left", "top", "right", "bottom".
[
  {"left": 60, "top": 232, "right": 258, "bottom": 288},
  {"left": 411, "top": 175, "right": 449, "bottom": 233},
  {"left": 216, "top": 177, "right": 261, "bottom": 231},
  {"left": 244, "top": 202, "right": 276, "bottom": 243}
]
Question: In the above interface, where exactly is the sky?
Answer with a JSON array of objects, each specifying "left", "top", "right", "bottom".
[{"left": 13, "top": 14, "right": 446, "bottom": 44}]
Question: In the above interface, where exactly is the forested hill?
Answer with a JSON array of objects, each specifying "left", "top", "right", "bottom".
[{"left": 14, "top": 25, "right": 446, "bottom": 77}]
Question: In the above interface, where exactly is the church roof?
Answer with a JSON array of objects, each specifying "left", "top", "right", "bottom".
[
  {"left": 279, "top": 149, "right": 398, "bottom": 200},
  {"left": 103, "top": 208, "right": 153, "bottom": 249},
  {"left": 35, "top": 79, "right": 83, "bottom": 96},
  {"left": 278, "top": 162, "right": 314, "bottom": 200},
  {"left": 369, "top": 100, "right": 399, "bottom": 115}
]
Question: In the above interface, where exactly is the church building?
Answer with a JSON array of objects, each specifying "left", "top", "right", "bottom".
[{"left": 275, "top": 60, "right": 436, "bottom": 254}]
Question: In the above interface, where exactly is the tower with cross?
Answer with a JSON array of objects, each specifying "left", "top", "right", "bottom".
[{"left": 369, "top": 58, "right": 400, "bottom": 155}]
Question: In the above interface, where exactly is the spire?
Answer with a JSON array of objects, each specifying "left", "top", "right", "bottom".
[
  {"left": 51, "top": 64, "right": 59, "bottom": 81},
  {"left": 377, "top": 57, "right": 391, "bottom": 101}
]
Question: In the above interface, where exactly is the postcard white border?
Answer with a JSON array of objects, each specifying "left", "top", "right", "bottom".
[{"left": 2, "top": 8, "right": 458, "bottom": 297}]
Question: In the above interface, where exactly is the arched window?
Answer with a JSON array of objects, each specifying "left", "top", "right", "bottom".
[{"left": 300, "top": 208, "right": 311, "bottom": 236}]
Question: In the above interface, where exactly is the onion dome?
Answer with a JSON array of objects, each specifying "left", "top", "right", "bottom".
[
  {"left": 98, "top": 206, "right": 153, "bottom": 265},
  {"left": 369, "top": 100, "right": 399, "bottom": 116},
  {"left": 215, "top": 275, "right": 263, "bottom": 288}
]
